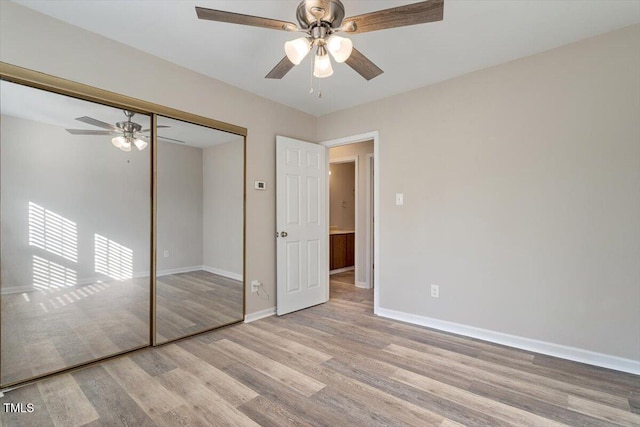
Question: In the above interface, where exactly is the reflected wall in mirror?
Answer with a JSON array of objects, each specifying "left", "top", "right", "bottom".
[
  {"left": 0, "top": 81, "right": 151, "bottom": 386},
  {"left": 155, "top": 116, "right": 244, "bottom": 344}
]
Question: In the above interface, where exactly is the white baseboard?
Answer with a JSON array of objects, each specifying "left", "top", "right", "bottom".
[
  {"left": 375, "top": 307, "right": 640, "bottom": 375},
  {"left": 1, "top": 265, "right": 237, "bottom": 295},
  {"left": 156, "top": 265, "right": 203, "bottom": 277},
  {"left": 244, "top": 307, "right": 276, "bottom": 323},
  {"left": 1, "top": 273, "right": 148, "bottom": 294},
  {"left": 355, "top": 281, "right": 369, "bottom": 289},
  {"left": 78, "top": 271, "right": 150, "bottom": 286},
  {"left": 330, "top": 266, "right": 354, "bottom": 275},
  {"left": 1, "top": 285, "right": 34, "bottom": 295},
  {"left": 202, "top": 266, "right": 243, "bottom": 281}
]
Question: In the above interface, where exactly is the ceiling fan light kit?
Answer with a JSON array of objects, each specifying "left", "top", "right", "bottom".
[
  {"left": 313, "top": 45, "right": 334, "bottom": 78},
  {"left": 111, "top": 135, "right": 126, "bottom": 148},
  {"left": 284, "top": 37, "right": 312, "bottom": 65},
  {"left": 326, "top": 35, "right": 353, "bottom": 63},
  {"left": 133, "top": 138, "right": 148, "bottom": 151},
  {"left": 282, "top": 14, "right": 354, "bottom": 80},
  {"left": 120, "top": 140, "right": 132, "bottom": 152},
  {"left": 195, "top": 0, "right": 444, "bottom": 88},
  {"left": 111, "top": 110, "right": 147, "bottom": 152},
  {"left": 105, "top": 112, "right": 149, "bottom": 152}
]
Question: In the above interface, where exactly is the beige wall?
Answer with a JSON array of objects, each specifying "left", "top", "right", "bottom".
[
  {"left": 329, "top": 140, "right": 374, "bottom": 285},
  {"left": 329, "top": 162, "right": 355, "bottom": 232},
  {"left": 203, "top": 140, "right": 244, "bottom": 278},
  {"left": 318, "top": 25, "right": 640, "bottom": 361},
  {"left": 0, "top": 1, "right": 317, "bottom": 314},
  {"left": 157, "top": 141, "right": 203, "bottom": 272}
]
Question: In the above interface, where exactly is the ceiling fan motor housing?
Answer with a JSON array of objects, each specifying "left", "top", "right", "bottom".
[
  {"left": 116, "top": 110, "right": 142, "bottom": 137},
  {"left": 296, "top": 0, "right": 345, "bottom": 29}
]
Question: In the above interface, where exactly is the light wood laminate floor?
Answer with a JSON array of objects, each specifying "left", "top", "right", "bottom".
[
  {"left": 1, "top": 279, "right": 639, "bottom": 426},
  {"left": 330, "top": 270, "right": 355, "bottom": 286}
]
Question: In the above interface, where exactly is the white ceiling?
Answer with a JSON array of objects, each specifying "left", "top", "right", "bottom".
[{"left": 12, "top": 0, "right": 640, "bottom": 117}]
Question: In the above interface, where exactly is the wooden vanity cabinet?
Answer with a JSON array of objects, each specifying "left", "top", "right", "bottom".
[{"left": 330, "top": 232, "right": 355, "bottom": 270}]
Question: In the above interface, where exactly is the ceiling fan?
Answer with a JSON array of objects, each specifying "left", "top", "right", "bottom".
[
  {"left": 196, "top": 0, "right": 444, "bottom": 81},
  {"left": 65, "top": 110, "right": 185, "bottom": 152}
]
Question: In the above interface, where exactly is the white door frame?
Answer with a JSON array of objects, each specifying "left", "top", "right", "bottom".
[
  {"left": 321, "top": 131, "right": 379, "bottom": 312},
  {"left": 329, "top": 156, "right": 359, "bottom": 281}
]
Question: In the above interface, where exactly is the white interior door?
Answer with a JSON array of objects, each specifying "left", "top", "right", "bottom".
[{"left": 276, "top": 136, "right": 328, "bottom": 315}]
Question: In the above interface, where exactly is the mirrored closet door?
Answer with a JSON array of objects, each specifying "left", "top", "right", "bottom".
[
  {"left": 155, "top": 116, "right": 244, "bottom": 344},
  {"left": 0, "top": 65, "right": 246, "bottom": 388},
  {"left": 0, "top": 81, "right": 152, "bottom": 386}
]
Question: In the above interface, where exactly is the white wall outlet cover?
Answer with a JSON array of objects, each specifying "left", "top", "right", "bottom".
[
  {"left": 254, "top": 181, "right": 266, "bottom": 190},
  {"left": 431, "top": 287, "right": 439, "bottom": 298},
  {"left": 395, "top": 193, "right": 404, "bottom": 205},
  {"left": 251, "top": 280, "right": 261, "bottom": 292},
  {"left": 430, "top": 284, "right": 439, "bottom": 298}
]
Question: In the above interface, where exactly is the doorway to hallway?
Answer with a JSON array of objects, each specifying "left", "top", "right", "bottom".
[{"left": 326, "top": 139, "right": 374, "bottom": 300}]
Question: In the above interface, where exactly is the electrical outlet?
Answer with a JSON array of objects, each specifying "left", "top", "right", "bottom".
[
  {"left": 251, "top": 280, "right": 261, "bottom": 293},
  {"left": 430, "top": 284, "right": 439, "bottom": 298},
  {"left": 396, "top": 193, "right": 404, "bottom": 205},
  {"left": 163, "top": 250, "right": 169, "bottom": 258}
]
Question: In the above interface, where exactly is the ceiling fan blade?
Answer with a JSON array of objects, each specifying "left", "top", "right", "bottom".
[
  {"left": 265, "top": 56, "right": 295, "bottom": 79},
  {"left": 342, "top": 0, "right": 444, "bottom": 34},
  {"left": 196, "top": 7, "right": 298, "bottom": 32},
  {"left": 345, "top": 48, "right": 384, "bottom": 81},
  {"left": 66, "top": 129, "right": 118, "bottom": 136},
  {"left": 140, "top": 125, "right": 170, "bottom": 132},
  {"left": 75, "top": 116, "right": 118, "bottom": 130},
  {"left": 139, "top": 134, "right": 188, "bottom": 144}
]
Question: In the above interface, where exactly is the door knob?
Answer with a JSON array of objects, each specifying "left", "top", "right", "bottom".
[{"left": 281, "top": 231, "right": 288, "bottom": 237}]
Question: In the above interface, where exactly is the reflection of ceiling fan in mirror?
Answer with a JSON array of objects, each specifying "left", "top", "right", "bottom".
[
  {"left": 196, "top": 0, "right": 444, "bottom": 81},
  {"left": 65, "top": 110, "right": 186, "bottom": 152}
]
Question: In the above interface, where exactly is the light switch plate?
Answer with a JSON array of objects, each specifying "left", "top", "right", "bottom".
[
  {"left": 396, "top": 193, "right": 404, "bottom": 205},
  {"left": 254, "top": 181, "right": 266, "bottom": 190}
]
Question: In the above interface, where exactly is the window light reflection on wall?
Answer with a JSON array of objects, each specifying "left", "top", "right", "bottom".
[
  {"left": 94, "top": 233, "right": 133, "bottom": 281},
  {"left": 28, "top": 202, "right": 78, "bottom": 263},
  {"left": 32, "top": 255, "right": 77, "bottom": 290}
]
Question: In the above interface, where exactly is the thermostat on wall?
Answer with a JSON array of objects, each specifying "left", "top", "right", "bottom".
[{"left": 254, "top": 180, "right": 266, "bottom": 190}]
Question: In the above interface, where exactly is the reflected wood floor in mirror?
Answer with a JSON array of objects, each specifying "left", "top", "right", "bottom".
[
  {"left": 156, "top": 270, "right": 243, "bottom": 343},
  {"left": 1, "top": 279, "right": 639, "bottom": 426},
  {"left": 1, "top": 277, "right": 150, "bottom": 386},
  {"left": 1, "top": 271, "right": 242, "bottom": 385}
]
